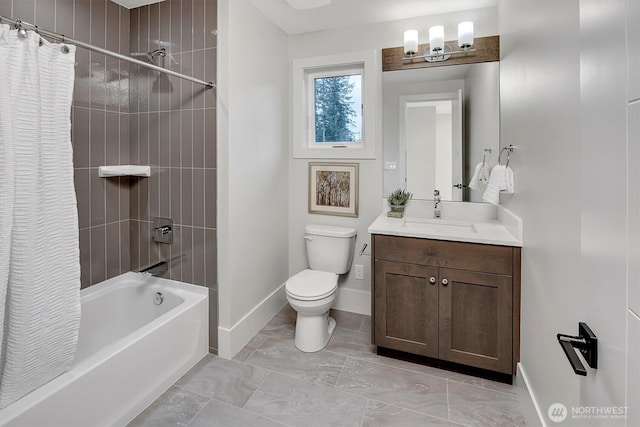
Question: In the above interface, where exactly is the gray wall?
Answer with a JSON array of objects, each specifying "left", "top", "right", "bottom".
[{"left": 128, "top": 0, "right": 218, "bottom": 353}]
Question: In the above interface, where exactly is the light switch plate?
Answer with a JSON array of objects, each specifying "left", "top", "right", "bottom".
[{"left": 385, "top": 161, "right": 397, "bottom": 170}]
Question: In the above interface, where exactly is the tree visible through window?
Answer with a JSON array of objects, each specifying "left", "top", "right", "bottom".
[{"left": 314, "top": 74, "right": 362, "bottom": 143}]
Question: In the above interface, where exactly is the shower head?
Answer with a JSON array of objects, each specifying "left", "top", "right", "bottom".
[
  {"left": 130, "top": 47, "right": 174, "bottom": 93},
  {"left": 130, "top": 48, "right": 167, "bottom": 64},
  {"left": 146, "top": 48, "right": 167, "bottom": 63}
]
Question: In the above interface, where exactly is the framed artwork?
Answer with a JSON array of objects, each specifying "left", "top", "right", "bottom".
[{"left": 308, "top": 162, "right": 359, "bottom": 217}]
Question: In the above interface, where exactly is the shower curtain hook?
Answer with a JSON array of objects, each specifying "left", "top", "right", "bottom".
[
  {"left": 15, "top": 20, "right": 28, "bottom": 39},
  {"left": 60, "top": 34, "right": 70, "bottom": 54},
  {"left": 34, "top": 25, "right": 43, "bottom": 46}
]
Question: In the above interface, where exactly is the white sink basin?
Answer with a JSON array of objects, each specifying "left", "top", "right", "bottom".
[
  {"left": 402, "top": 218, "right": 477, "bottom": 234},
  {"left": 368, "top": 204, "right": 522, "bottom": 246}
]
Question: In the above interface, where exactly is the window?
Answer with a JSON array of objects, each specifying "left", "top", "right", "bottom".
[
  {"left": 292, "top": 51, "right": 377, "bottom": 159},
  {"left": 312, "top": 69, "right": 362, "bottom": 144}
]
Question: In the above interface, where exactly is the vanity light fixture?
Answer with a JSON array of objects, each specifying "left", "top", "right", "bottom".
[{"left": 403, "top": 21, "right": 475, "bottom": 62}]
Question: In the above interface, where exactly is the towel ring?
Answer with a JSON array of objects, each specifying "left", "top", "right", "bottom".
[
  {"left": 499, "top": 145, "right": 515, "bottom": 167},
  {"left": 482, "top": 148, "right": 492, "bottom": 166}
]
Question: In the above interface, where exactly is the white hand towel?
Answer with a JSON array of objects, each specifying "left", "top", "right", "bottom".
[
  {"left": 469, "top": 162, "right": 492, "bottom": 191},
  {"left": 482, "top": 165, "right": 503, "bottom": 205},
  {"left": 497, "top": 165, "right": 515, "bottom": 193},
  {"left": 482, "top": 165, "right": 516, "bottom": 205},
  {"left": 480, "top": 162, "right": 490, "bottom": 184},
  {"left": 468, "top": 162, "right": 483, "bottom": 190},
  {"left": 503, "top": 166, "right": 515, "bottom": 193}
]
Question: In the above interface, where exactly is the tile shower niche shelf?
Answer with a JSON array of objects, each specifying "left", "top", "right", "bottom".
[{"left": 98, "top": 165, "right": 151, "bottom": 178}]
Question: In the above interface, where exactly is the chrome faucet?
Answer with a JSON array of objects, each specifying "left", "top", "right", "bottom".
[
  {"left": 139, "top": 261, "right": 168, "bottom": 277},
  {"left": 434, "top": 190, "right": 441, "bottom": 219}
]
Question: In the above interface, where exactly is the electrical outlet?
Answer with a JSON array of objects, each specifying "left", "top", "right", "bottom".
[{"left": 355, "top": 264, "right": 364, "bottom": 280}]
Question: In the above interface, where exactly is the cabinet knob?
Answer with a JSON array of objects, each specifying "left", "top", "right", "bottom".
[
  {"left": 429, "top": 276, "right": 436, "bottom": 284},
  {"left": 442, "top": 278, "right": 449, "bottom": 286}
]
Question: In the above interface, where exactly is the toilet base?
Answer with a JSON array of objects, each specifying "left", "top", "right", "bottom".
[{"left": 294, "top": 312, "right": 336, "bottom": 353}]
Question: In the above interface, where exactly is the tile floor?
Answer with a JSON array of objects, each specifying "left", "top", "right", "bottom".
[{"left": 129, "top": 308, "right": 533, "bottom": 427}]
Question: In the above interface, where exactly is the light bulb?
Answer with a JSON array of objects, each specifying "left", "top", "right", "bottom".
[
  {"left": 458, "top": 21, "right": 474, "bottom": 49},
  {"left": 429, "top": 26, "right": 445, "bottom": 54},
  {"left": 404, "top": 30, "right": 418, "bottom": 55}
]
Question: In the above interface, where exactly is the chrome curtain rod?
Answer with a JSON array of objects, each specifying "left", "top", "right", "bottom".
[{"left": 0, "top": 15, "right": 216, "bottom": 90}]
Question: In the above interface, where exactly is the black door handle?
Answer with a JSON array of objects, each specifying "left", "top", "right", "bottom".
[
  {"left": 558, "top": 339, "right": 587, "bottom": 376},
  {"left": 557, "top": 322, "right": 597, "bottom": 376}
]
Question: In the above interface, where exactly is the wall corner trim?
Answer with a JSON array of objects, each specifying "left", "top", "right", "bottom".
[
  {"left": 217, "top": 283, "right": 288, "bottom": 359},
  {"left": 516, "top": 363, "right": 548, "bottom": 427}
]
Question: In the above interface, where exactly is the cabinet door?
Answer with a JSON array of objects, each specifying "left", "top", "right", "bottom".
[
  {"left": 438, "top": 268, "right": 513, "bottom": 374},
  {"left": 374, "top": 261, "right": 439, "bottom": 357}
]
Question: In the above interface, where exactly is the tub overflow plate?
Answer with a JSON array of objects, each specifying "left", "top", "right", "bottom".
[{"left": 153, "top": 292, "right": 164, "bottom": 305}]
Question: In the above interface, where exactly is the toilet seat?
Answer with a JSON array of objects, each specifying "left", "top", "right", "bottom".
[{"left": 285, "top": 269, "right": 337, "bottom": 301}]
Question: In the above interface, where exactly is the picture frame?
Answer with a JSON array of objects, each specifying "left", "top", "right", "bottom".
[{"left": 308, "top": 162, "right": 359, "bottom": 217}]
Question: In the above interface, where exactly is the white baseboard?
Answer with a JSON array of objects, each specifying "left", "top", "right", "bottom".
[
  {"left": 217, "top": 284, "right": 288, "bottom": 360},
  {"left": 333, "top": 288, "right": 371, "bottom": 316},
  {"left": 516, "top": 363, "right": 547, "bottom": 427}
]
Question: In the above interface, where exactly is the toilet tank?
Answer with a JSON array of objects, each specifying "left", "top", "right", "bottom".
[{"left": 304, "top": 224, "right": 357, "bottom": 274}]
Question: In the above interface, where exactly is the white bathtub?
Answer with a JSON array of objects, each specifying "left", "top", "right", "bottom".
[{"left": 0, "top": 272, "right": 209, "bottom": 427}]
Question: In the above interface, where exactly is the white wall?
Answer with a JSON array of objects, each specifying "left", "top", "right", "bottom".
[
  {"left": 626, "top": 0, "right": 640, "bottom": 424},
  {"left": 465, "top": 62, "right": 500, "bottom": 202},
  {"left": 578, "top": 0, "right": 628, "bottom": 417},
  {"left": 406, "top": 105, "right": 437, "bottom": 200},
  {"left": 217, "top": 0, "right": 290, "bottom": 358},
  {"left": 288, "top": 8, "right": 499, "bottom": 315},
  {"left": 500, "top": 0, "right": 630, "bottom": 424},
  {"left": 435, "top": 107, "right": 453, "bottom": 201}
]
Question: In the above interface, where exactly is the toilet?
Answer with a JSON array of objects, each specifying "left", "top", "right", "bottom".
[{"left": 285, "top": 224, "right": 357, "bottom": 352}]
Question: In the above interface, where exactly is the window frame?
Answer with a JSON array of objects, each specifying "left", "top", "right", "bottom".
[
  {"left": 308, "top": 67, "right": 364, "bottom": 147},
  {"left": 292, "top": 51, "right": 378, "bottom": 159}
]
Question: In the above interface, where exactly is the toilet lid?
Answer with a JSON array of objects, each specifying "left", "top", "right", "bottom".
[{"left": 285, "top": 269, "right": 338, "bottom": 300}]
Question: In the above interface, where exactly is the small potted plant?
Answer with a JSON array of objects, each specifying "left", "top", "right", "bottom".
[{"left": 387, "top": 188, "right": 413, "bottom": 218}]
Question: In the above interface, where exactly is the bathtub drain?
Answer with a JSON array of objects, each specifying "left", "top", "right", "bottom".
[{"left": 153, "top": 292, "right": 164, "bottom": 305}]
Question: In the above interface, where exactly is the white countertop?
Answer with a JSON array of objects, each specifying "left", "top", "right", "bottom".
[{"left": 368, "top": 214, "right": 523, "bottom": 247}]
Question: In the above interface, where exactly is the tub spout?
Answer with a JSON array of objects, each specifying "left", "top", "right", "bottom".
[{"left": 139, "top": 261, "right": 168, "bottom": 277}]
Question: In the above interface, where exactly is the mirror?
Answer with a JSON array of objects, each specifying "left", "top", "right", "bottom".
[{"left": 383, "top": 61, "right": 500, "bottom": 202}]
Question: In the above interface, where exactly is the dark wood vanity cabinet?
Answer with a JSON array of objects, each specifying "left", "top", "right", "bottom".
[{"left": 371, "top": 234, "right": 521, "bottom": 375}]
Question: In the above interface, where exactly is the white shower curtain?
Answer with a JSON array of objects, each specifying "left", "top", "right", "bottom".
[{"left": 0, "top": 24, "right": 80, "bottom": 408}]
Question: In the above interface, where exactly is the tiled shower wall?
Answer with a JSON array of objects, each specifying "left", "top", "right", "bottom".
[
  {"left": 128, "top": 0, "right": 218, "bottom": 351},
  {"left": 0, "top": 0, "right": 218, "bottom": 352}
]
